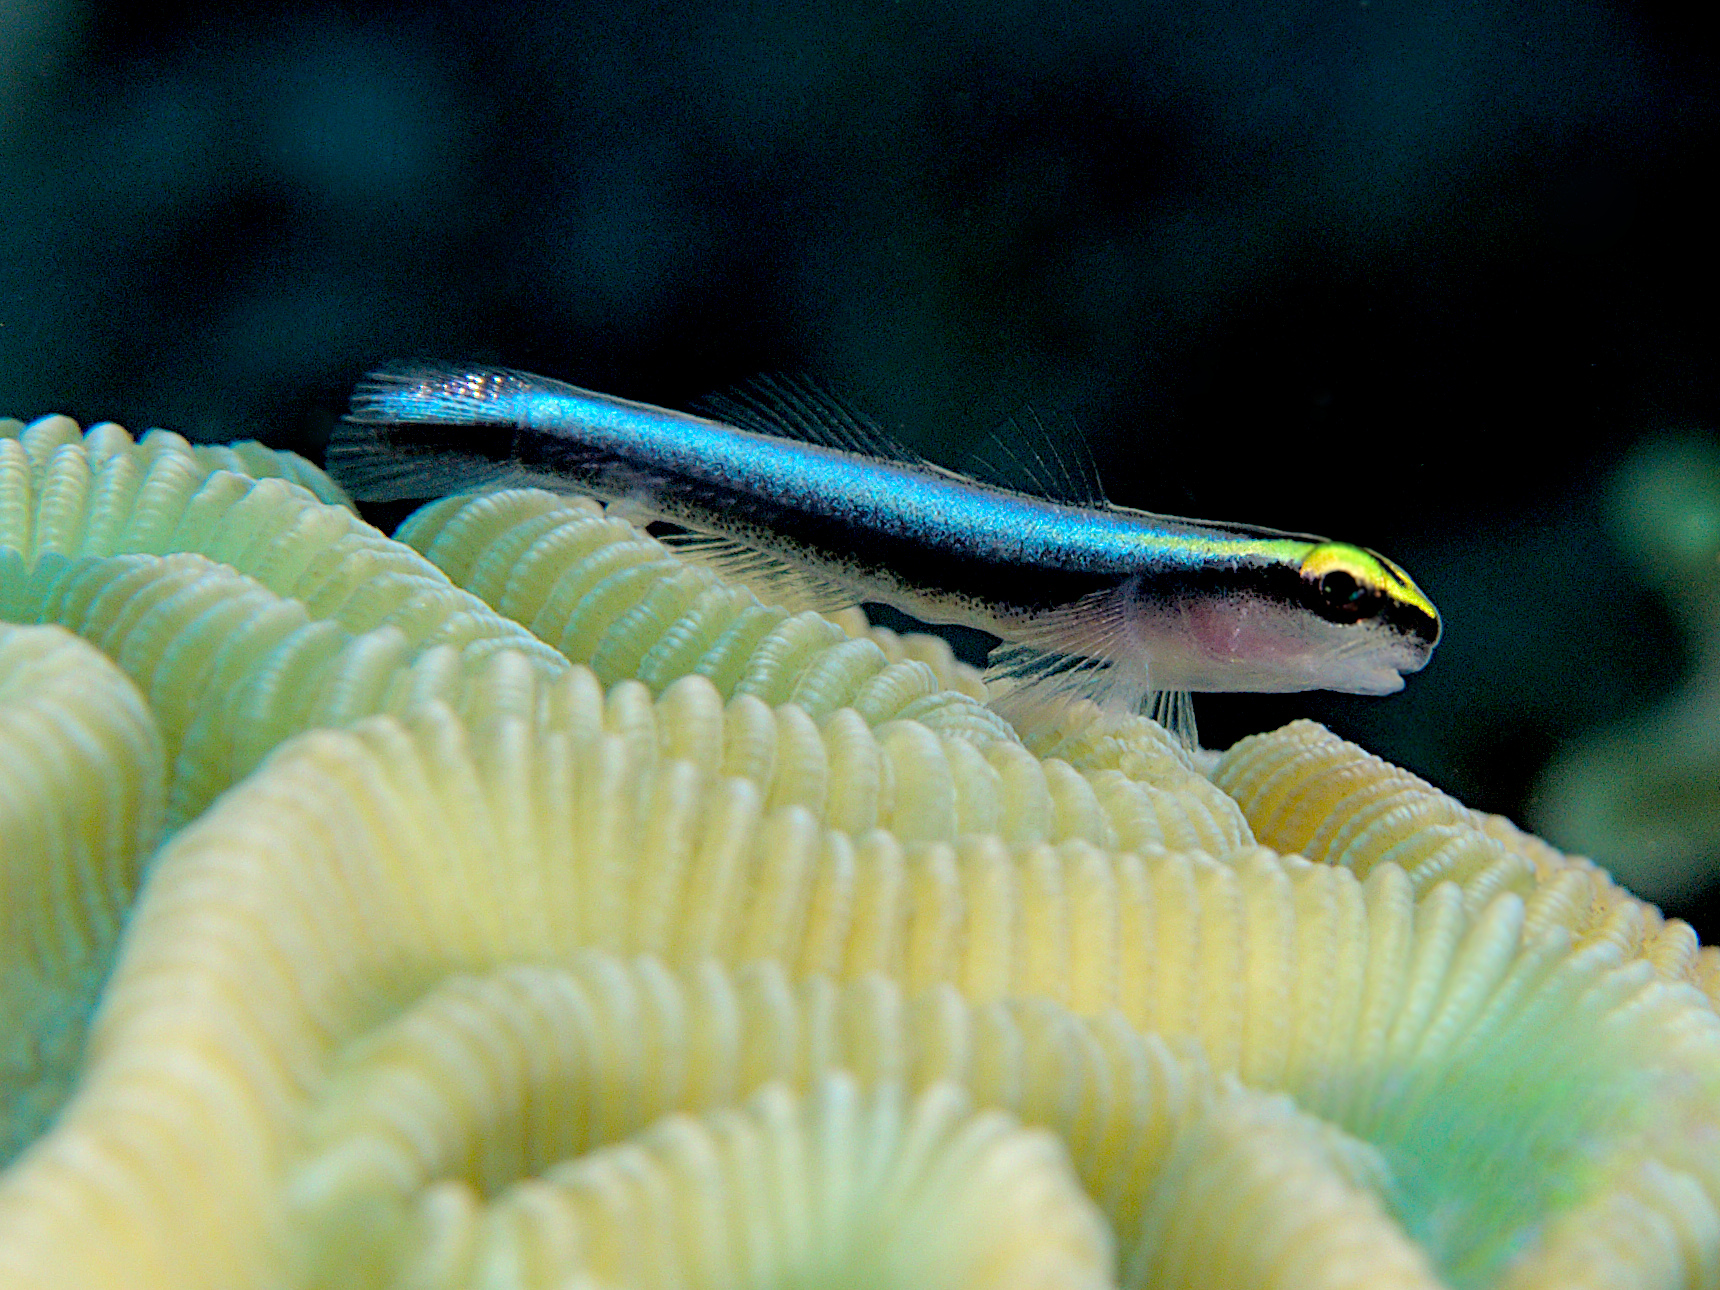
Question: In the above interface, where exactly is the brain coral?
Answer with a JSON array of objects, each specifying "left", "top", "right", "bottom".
[{"left": 1, "top": 412, "right": 1719, "bottom": 1290}]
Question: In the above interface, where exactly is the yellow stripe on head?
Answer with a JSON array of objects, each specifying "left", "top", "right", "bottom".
[{"left": 1299, "top": 542, "right": 1440, "bottom": 634}]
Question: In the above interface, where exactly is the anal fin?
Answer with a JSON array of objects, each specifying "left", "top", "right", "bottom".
[{"left": 659, "top": 529, "right": 863, "bottom": 615}]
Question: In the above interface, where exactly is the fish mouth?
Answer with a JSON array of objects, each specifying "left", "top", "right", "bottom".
[
  {"left": 1325, "top": 665, "right": 1409, "bottom": 696},
  {"left": 1316, "top": 633, "right": 1434, "bottom": 694},
  {"left": 1155, "top": 639, "right": 1426, "bottom": 695}
]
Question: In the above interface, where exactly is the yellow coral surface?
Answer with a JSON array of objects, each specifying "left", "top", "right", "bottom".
[{"left": 2, "top": 412, "right": 1719, "bottom": 1290}]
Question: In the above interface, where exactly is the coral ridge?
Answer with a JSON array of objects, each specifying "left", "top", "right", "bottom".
[{"left": 0, "top": 412, "right": 1717, "bottom": 1289}]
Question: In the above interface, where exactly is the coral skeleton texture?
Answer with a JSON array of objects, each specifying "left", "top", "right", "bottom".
[{"left": 1, "top": 412, "right": 1719, "bottom": 1289}]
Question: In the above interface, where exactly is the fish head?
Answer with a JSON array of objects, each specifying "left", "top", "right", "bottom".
[
  {"left": 1289, "top": 541, "right": 1441, "bottom": 691},
  {"left": 1153, "top": 542, "right": 1441, "bottom": 694}
]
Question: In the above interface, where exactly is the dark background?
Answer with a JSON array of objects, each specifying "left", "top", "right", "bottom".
[{"left": 3, "top": 1, "right": 1716, "bottom": 922}]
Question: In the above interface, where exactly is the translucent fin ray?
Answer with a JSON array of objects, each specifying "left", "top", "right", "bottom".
[
  {"left": 658, "top": 530, "right": 862, "bottom": 615},
  {"left": 965, "top": 409, "right": 1108, "bottom": 507},
  {"left": 323, "top": 433, "right": 562, "bottom": 503},
  {"left": 980, "top": 582, "right": 1169, "bottom": 734},
  {"left": 693, "top": 374, "right": 922, "bottom": 464},
  {"left": 327, "top": 366, "right": 580, "bottom": 503},
  {"left": 985, "top": 639, "right": 1198, "bottom": 750},
  {"left": 1150, "top": 688, "right": 1199, "bottom": 750}
]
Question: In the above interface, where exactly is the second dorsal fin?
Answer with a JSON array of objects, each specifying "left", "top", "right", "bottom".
[
  {"left": 963, "top": 409, "right": 1109, "bottom": 508},
  {"left": 697, "top": 374, "right": 1112, "bottom": 509},
  {"left": 693, "top": 374, "right": 925, "bottom": 464}
]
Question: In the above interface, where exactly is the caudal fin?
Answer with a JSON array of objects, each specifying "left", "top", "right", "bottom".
[{"left": 326, "top": 365, "right": 575, "bottom": 502}]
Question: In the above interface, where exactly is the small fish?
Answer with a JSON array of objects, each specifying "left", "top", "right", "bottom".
[{"left": 327, "top": 366, "right": 1440, "bottom": 737}]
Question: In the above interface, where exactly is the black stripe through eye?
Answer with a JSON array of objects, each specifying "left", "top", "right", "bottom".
[{"left": 1311, "top": 569, "right": 1382, "bottom": 623}]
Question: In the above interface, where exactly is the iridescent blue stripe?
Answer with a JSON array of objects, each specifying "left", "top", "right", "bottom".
[{"left": 513, "top": 387, "right": 1310, "bottom": 575}]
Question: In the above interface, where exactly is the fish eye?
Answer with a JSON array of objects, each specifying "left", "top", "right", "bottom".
[
  {"left": 1298, "top": 543, "right": 1392, "bottom": 624},
  {"left": 1312, "top": 566, "right": 1384, "bottom": 623}
]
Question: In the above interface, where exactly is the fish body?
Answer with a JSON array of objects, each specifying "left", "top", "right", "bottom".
[{"left": 328, "top": 367, "right": 1440, "bottom": 712}]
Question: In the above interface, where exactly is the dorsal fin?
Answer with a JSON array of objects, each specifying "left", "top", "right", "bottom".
[
  {"left": 964, "top": 408, "right": 1109, "bottom": 507},
  {"left": 693, "top": 374, "right": 924, "bottom": 464}
]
